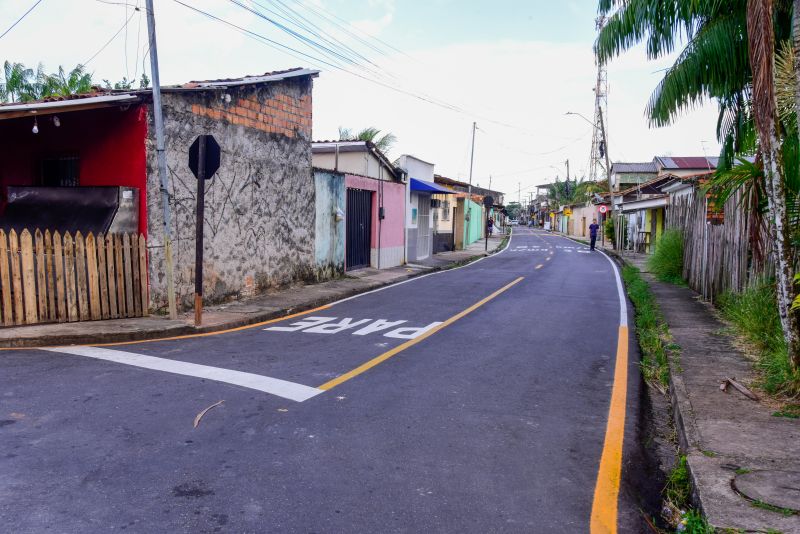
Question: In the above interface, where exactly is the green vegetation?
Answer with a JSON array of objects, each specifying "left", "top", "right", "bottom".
[
  {"left": 621, "top": 266, "right": 671, "bottom": 388},
  {"left": 604, "top": 216, "right": 628, "bottom": 248},
  {"left": 664, "top": 455, "right": 691, "bottom": 507},
  {"left": 773, "top": 404, "right": 800, "bottom": 419},
  {"left": 680, "top": 509, "right": 714, "bottom": 533},
  {"left": 647, "top": 229, "right": 685, "bottom": 284},
  {"left": 718, "top": 282, "right": 800, "bottom": 396},
  {"left": 337, "top": 126, "right": 397, "bottom": 153},
  {"left": 751, "top": 500, "right": 796, "bottom": 517}
]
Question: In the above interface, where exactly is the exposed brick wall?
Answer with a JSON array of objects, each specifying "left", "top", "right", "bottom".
[{"left": 190, "top": 91, "right": 311, "bottom": 139}]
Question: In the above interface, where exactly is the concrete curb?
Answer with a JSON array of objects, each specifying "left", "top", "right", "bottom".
[{"left": 1, "top": 241, "right": 508, "bottom": 349}]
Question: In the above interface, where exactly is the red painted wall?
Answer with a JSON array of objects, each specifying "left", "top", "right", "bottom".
[{"left": 0, "top": 104, "right": 148, "bottom": 234}]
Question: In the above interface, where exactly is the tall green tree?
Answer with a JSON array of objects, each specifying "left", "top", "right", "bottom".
[
  {"left": 338, "top": 126, "right": 397, "bottom": 153},
  {"left": 47, "top": 65, "right": 93, "bottom": 97},
  {"left": 748, "top": 0, "right": 800, "bottom": 364}
]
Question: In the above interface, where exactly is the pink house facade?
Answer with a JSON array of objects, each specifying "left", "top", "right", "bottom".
[
  {"left": 344, "top": 174, "right": 405, "bottom": 269},
  {"left": 312, "top": 140, "right": 407, "bottom": 271}
]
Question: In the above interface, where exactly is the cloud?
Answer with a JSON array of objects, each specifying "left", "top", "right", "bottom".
[{"left": 351, "top": 0, "right": 395, "bottom": 37}]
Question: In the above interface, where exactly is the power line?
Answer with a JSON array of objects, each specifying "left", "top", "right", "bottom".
[
  {"left": 84, "top": 7, "right": 138, "bottom": 66},
  {"left": 0, "top": 0, "right": 44, "bottom": 40},
  {"left": 176, "top": 1, "right": 551, "bottom": 138},
  {"left": 173, "top": 0, "right": 346, "bottom": 71}
]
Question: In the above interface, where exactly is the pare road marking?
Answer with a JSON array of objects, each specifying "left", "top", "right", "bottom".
[{"left": 266, "top": 317, "right": 442, "bottom": 340}]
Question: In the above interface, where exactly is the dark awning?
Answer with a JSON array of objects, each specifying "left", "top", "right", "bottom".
[{"left": 410, "top": 178, "right": 455, "bottom": 194}]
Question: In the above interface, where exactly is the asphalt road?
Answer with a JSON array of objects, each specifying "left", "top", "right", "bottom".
[{"left": 0, "top": 228, "right": 645, "bottom": 533}]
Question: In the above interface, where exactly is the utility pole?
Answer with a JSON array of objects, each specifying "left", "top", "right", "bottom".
[
  {"left": 145, "top": 0, "right": 177, "bottom": 319},
  {"left": 566, "top": 159, "right": 570, "bottom": 181},
  {"left": 488, "top": 175, "right": 492, "bottom": 191},
  {"left": 465, "top": 121, "right": 476, "bottom": 248},
  {"left": 598, "top": 107, "right": 611, "bottom": 248}
]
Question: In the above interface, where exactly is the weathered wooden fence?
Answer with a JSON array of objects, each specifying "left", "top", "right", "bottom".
[
  {"left": 0, "top": 229, "right": 148, "bottom": 326},
  {"left": 666, "top": 188, "right": 771, "bottom": 301}
]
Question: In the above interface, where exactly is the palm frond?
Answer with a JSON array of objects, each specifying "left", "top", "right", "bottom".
[{"left": 647, "top": 10, "right": 750, "bottom": 126}]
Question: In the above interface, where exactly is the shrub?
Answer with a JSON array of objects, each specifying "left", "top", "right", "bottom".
[
  {"left": 647, "top": 229, "right": 684, "bottom": 284},
  {"left": 604, "top": 216, "right": 627, "bottom": 247},
  {"left": 718, "top": 281, "right": 800, "bottom": 395}
]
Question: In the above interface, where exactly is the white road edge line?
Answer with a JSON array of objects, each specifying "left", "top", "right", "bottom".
[
  {"left": 45, "top": 346, "right": 323, "bottom": 402},
  {"left": 597, "top": 250, "right": 628, "bottom": 327},
  {"left": 329, "top": 228, "right": 514, "bottom": 306}
]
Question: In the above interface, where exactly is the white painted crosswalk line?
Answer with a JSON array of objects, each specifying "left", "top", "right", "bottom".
[{"left": 45, "top": 346, "right": 323, "bottom": 402}]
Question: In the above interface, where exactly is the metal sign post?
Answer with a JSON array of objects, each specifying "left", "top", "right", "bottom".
[{"left": 189, "top": 135, "right": 220, "bottom": 326}]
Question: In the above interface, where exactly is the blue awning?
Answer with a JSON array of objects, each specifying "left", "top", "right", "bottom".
[{"left": 410, "top": 178, "right": 455, "bottom": 194}]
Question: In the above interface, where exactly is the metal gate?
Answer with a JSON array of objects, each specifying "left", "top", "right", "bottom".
[
  {"left": 346, "top": 188, "right": 372, "bottom": 270},
  {"left": 417, "top": 195, "right": 431, "bottom": 259}
]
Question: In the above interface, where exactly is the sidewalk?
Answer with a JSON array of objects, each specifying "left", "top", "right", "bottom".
[
  {"left": 651, "top": 279, "right": 800, "bottom": 532},
  {"left": 560, "top": 229, "right": 800, "bottom": 530},
  {"left": 0, "top": 234, "right": 507, "bottom": 349}
]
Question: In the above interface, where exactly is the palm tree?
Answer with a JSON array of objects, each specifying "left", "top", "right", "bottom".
[
  {"left": 338, "top": 126, "right": 397, "bottom": 153},
  {"left": 747, "top": 0, "right": 800, "bottom": 363},
  {"left": 47, "top": 65, "right": 93, "bottom": 97},
  {"left": 0, "top": 61, "right": 95, "bottom": 103},
  {"left": 596, "top": 0, "right": 800, "bottom": 366},
  {"left": 0, "top": 61, "right": 32, "bottom": 102}
]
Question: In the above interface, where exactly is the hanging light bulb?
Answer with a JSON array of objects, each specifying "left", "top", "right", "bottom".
[
  {"left": 32, "top": 118, "right": 39, "bottom": 134},
  {"left": 52, "top": 115, "right": 60, "bottom": 127}
]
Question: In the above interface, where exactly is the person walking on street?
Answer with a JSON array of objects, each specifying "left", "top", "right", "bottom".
[
  {"left": 487, "top": 217, "right": 494, "bottom": 237},
  {"left": 589, "top": 218, "right": 599, "bottom": 251}
]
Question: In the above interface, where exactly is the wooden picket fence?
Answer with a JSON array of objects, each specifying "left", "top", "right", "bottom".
[
  {"left": 667, "top": 188, "right": 772, "bottom": 302},
  {"left": 0, "top": 228, "right": 148, "bottom": 326}
]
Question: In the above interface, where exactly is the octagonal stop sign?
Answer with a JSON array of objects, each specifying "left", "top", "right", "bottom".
[{"left": 189, "top": 135, "right": 221, "bottom": 180}]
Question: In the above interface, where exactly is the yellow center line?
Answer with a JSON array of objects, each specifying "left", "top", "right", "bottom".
[
  {"left": 590, "top": 324, "right": 629, "bottom": 534},
  {"left": 318, "top": 276, "right": 525, "bottom": 391}
]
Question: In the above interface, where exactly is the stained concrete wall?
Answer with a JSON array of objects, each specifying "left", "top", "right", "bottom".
[
  {"left": 145, "top": 76, "right": 315, "bottom": 310},
  {"left": 314, "top": 170, "right": 345, "bottom": 277}
]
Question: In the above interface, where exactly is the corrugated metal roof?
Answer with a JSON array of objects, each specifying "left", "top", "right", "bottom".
[
  {"left": 655, "top": 156, "right": 719, "bottom": 169},
  {"left": 180, "top": 67, "right": 319, "bottom": 89},
  {"left": 0, "top": 68, "right": 319, "bottom": 112},
  {"left": 611, "top": 161, "right": 657, "bottom": 173}
]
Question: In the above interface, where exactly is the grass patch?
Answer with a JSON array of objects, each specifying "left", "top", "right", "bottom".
[
  {"left": 679, "top": 509, "right": 715, "bottom": 533},
  {"left": 717, "top": 282, "right": 800, "bottom": 396},
  {"left": 621, "top": 265, "right": 671, "bottom": 388},
  {"left": 751, "top": 500, "right": 796, "bottom": 517},
  {"left": 664, "top": 455, "right": 692, "bottom": 507},
  {"left": 647, "top": 229, "right": 685, "bottom": 284},
  {"left": 735, "top": 468, "right": 751, "bottom": 475},
  {"left": 773, "top": 404, "right": 800, "bottom": 418}
]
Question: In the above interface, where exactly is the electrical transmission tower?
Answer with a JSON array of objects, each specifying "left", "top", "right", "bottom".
[{"left": 589, "top": 15, "right": 610, "bottom": 185}]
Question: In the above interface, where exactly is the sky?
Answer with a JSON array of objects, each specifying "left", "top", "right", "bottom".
[{"left": 0, "top": 0, "right": 723, "bottom": 202}]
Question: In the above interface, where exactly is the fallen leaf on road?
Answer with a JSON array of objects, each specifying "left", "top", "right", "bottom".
[{"left": 193, "top": 400, "right": 224, "bottom": 428}]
